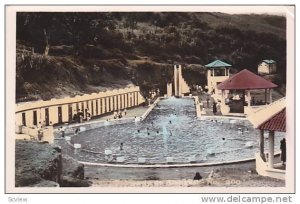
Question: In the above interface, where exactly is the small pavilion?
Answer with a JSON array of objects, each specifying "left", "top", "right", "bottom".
[
  {"left": 247, "top": 97, "right": 286, "bottom": 180},
  {"left": 217, "top": 69, "right": 277, "bottom": 115},
  {"left": 205, "top": 60, "right": 231, "bottom": 97}
]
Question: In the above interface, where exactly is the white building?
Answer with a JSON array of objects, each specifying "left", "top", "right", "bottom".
[
  {"left": 258, "top": 60, "right": 277, "bottom": 75},
  {"left": 205, "top": 60, "right": 231, "bottom": 98}
]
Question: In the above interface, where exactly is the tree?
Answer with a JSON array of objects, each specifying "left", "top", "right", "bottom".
[{"left": 43, "top": 29, "right": 50, "bottom": 56}]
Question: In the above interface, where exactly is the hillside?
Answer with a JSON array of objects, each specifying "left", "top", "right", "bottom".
[{"left": 16, "top": 12, "right": 286, "bottom": 102}]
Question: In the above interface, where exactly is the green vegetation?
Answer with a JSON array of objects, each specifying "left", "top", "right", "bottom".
[{"left": 16, "top": 12, "right": 286, "bottom": 102}]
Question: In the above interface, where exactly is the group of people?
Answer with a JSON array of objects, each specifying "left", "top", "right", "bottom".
[
  {"left": 113, "top": 109, "right": 127, "bottom": 119},
  {"left": 73, "top": 109, "right": 92, "bottom": 123}
]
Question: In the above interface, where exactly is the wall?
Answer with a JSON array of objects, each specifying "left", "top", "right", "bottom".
[{"left": 16, "top": 86, "right": 145, "bottom": 128}]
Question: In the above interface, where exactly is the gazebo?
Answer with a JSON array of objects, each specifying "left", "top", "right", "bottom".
[
  {"left": 217, "top": 69, "right": 278, "bottom": 115},
  {"left": 247, "top": 97, "right": 286, "bottom": 180}
]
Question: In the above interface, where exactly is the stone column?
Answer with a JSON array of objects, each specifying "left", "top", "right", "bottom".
[
  {"left": 247, "top": 90, "right": 251, "bottom": 107},
  {"left": 221, "top": 90, "right": 225, "bottom": 105},
  {"left": 268, "top": 130, "right": 275, "bottom": 168},
  {"left": 110, "top": 96, "right": 114, "bottom": 111},
  {"left": 124, "top": 94, "right": 128, "bottom": 108},
  {"left": 265, "top": 89, "right": 268, "bottom": 104},
  {"left": 97, "top": 99, "right": 101, "bottom": 115},
  {"left": 106, "top": 97, "right": 110, "bottom": 112},
  {"left": 178, "top": 65, "right": 182, "bottom": 96},
  {"left": 207, "top": 69, "right": 211, "bottom": 93},
  {"left": 269, "top": 89, "right": 273, "bottom": 103},
  {"left": 167, "top": 83, "right": 172, "bottom": 97},
  {"left": 132, "top": 93, "right": 135, "bottom": 107},
  {"left": 102, "top": 98, "right": 105, "bottom": 113},
  {"left": 259, "top": 129, "right": 266, "bottom": 161},
  {"left": 117, "top": 95, "right": 120, "bottom": 110},
  {"left": 174, "top": 65, "right": 178, "bottom": 96}
]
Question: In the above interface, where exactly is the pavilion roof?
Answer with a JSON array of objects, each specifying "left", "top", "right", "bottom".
[
  {"left": 263, "top": 59, "right": 276, "bottom": 64},
  {"left": 258, "top": 108, "right": 286, "bottom": 132},
  {"left": 247, "top": 97, "right": 286, "bottom": 130},
  {"left": 217, "top": 69, "right": 278, "bottom": 90},
  {"left": 205, "top": 60, "right": 232, "bottom": 68}
]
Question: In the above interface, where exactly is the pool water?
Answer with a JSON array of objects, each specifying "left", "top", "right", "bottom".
[{"left": 68, "top": 97, "right": 284, "bottom": 164}]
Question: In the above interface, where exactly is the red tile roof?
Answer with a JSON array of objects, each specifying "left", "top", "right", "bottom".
[
  {"left": 258, "top": 108, "right": 286, "bottom": 132},
  {"left": 217, "top": 69, "right": 278, "bottom": 90}
]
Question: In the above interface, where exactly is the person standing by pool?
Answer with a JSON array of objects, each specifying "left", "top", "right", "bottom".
[
  {"left": 206, "top": 97, "right": 210, "bottom": 108},
  {"left": 280, "top": 138, "right": 286, "bottom": 165},
  {"left": 213, "top": 102, "right": 217, "bottom": 115},
  {"left": 60, "top": 126, "right": 65, "bottom": 138},
  {"left": 120, "top": 142, "right": 123, "bottom": 151},
  {"left": 77, "top": 109, "right": 83, "bottom": 123},
  {"left": 74, "top": 128, "right": 79, "bottom": 135},
  {"left": 193, "top": 172, "right": 202, "bottom": 180},
  {"left": 86, "top": 110, "right": 91, "bottom": 121}
]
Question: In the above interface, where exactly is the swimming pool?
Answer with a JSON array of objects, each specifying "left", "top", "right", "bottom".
[{"left": 67, "top": 97, "right": 284, "bottom": 164}]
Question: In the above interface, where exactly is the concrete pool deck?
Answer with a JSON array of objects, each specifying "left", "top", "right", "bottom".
[{"left": 85, "top": 155, "right": 285, "bottom": 187}]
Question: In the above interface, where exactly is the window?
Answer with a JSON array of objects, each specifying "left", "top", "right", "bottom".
[{"left": 214, "top": 69, "right": 226, "bottom": 76}]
